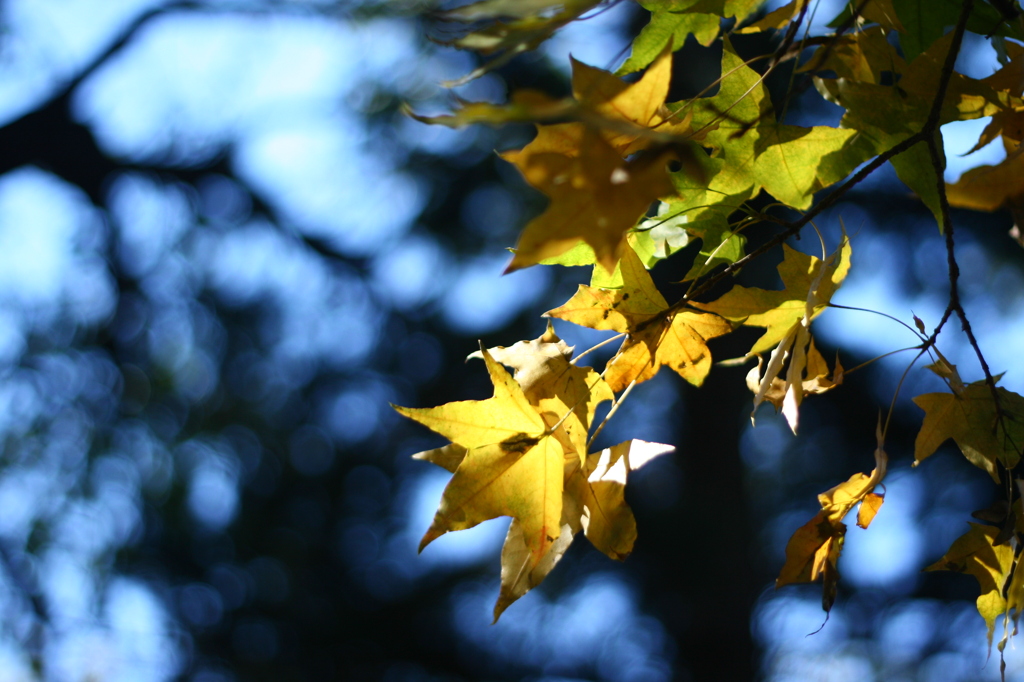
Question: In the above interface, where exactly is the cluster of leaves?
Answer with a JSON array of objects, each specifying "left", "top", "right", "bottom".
[{"left": 398, "top": 0, "right": 1024, "bottom": 662}]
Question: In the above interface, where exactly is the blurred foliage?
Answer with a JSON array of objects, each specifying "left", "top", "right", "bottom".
[{"left": 0, "top": 1, "right": 1021, "bottom": 682}]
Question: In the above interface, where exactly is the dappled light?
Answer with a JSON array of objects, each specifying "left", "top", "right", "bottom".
[{"left": 1, "top": 0, "right": 1023, "bottom": 680}]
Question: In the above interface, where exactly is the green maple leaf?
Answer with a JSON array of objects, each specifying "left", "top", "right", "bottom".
[
  {"left": 617, "top": 11, "right": 719, "bottom": 75},
  {"left": 678, "top": 39, "right": 875, "bottom": 210}
]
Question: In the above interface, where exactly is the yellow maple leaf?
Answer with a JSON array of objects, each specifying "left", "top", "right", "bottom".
[
  {"left": 399, "top": 334, "right": 666, "bottom": 620},
  {"left": 505, "top": 130, "right": 677, "bottom": 274},
  {"left": 947, "top": 137, "right": 1024, "bottom": 238},
  {"left": 469, "top": 323, "right": 613, "bottom": 461},
  {"left": 693, "top": 236, "right": 851, "bottom": 354},
  {"left": 495, "top": 439, "right": 673, "bottom": 619},
  {"left": 545, "top": 246, "right": 732, "bottom": 392},
  {"left": 503, "top": 48, "right": 696, "bottom": 165},
  {"left": 913, "top": 367, "right": 1024, "bottom": 482},
  {"left": 393, "top": 348, "right": 565, "bottom": 569},
  {"left": 777, "top": 437, "right": 887, "bottom": 612},
  {"left": 926, "top": 523, "right": 1015, "bottom": 650}
]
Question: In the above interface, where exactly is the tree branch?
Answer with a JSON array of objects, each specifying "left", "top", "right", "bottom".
[{"left": 921, "top": 0, "right": 1006, "bottom": 429}]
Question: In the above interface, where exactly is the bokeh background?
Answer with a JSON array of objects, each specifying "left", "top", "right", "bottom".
[{"left": 1, "top": 0, "right": 1023, "bottom": 680}]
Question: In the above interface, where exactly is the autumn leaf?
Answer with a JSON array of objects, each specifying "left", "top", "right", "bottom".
[
  {"left": 470, "top": 323, "right": 613, "bottom": 461},
  {"left": 504, "top": 48, "right": 698, "bottom": 164},
  {"left": 546, "top": 246, "right": 733, "bottom": 392},
  {"left": 407, "top": 47, "right": 705, "bottom": 147},
  {"left": 857, "top": 493, "right": 884, "bottom": 529},
  {"left": 505, "top": 130, "right": 677, "bottom": 274},
  {"left": 813, "top": 31, "right": 1018, "bottom": 225},
  {"left": 913, "top": 365, "right": 1024, "bottom": 482},
  {"left": 496, "top": 439, "right": 673, "bottom": 619},
  {"left": 799, "top": 26, "right": 905, "bottom": 83},
  {"left": 737, "top": 0, "right": 808, "bottom": 34},
  {"left": 571, "top": 439, "right": 674, "bottom": 560},
  {"left": 400, "top": 331, "right": 666, "bottom": 619},
  {"left": 926, "top": 523, "right": 1015, "bottom": 649},
  {"left": 948, "top": 137, "right": 1024, "bottom": 238},
  {"left": 394, "top": 348, "right": 565, "bottom": 569},
  {"left": 414, "top": 47, "right": 706, "bottom": 274},
  {"left": 745, "top": 336, "right": 843, "bottom": 432},
  {"left": 538, "top": 230, "right": 660, "bottom": 291},
  {"left": 693, "top": 236, "right": 851, "bottom": 355},
  {"left": 777, "top": 437, "right": 887, "bottom": 612},
  {"left": 494, "top": 513, "right": 576, "bottom": 621},
  {"left": 404, "top": 90, "right": 576, "bottom": 128}
]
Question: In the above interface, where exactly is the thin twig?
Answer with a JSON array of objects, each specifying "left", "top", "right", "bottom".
[
  {"left": 571, "top": 333, "right": 626, "bottom": 365},
  {"left": 588, "top": 378, "right": 637, "bottom": 449},
  {"left": 921, "top": 0, "right": 1004, "bottom": 415}
]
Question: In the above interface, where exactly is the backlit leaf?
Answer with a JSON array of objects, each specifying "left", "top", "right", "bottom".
[
  {"left": 777, "top": 439, "right": 887, "bottom": 611},
  {"left": 926, "top": 523, "right": 1015, "bottom": 649},
  {"left": 913, "top": 373, "right": 1024, "bottom": 482},
  {"left": 692, "top": 236, "right": 851, "bottom": 355},
  {"left": 546, "top": 246, "right": 732, "bottom": 391}
]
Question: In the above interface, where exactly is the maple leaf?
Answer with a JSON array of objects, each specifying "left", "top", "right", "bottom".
[
  {"left": 857, "top": 493, "right": 884, "bottom": 529},
  {"left": 495, "top": 439, "right": 673, "bottom": 618},
  {"left": 777, "top": 435, "right": 887, "bottom": 612},
  {"left": 737, "top": 0, "right": 809, "bottom": 34},
  {"left": 926, "top": 523, "right": 1015, "bottom": 649},
  {"left": 413, "top": 48, "right": 706, "bottom": 275},
  {"left": 469, "top": 323, "right": 614, "bottom": 461},
  {"left": 503, "top": 48, "right": 698, "bottom": 164},
  {"left": 799, "top": 26, "right": 906, "bottom": 83},
  {"left": 400, "top": 330, "right": 663, "bottom": 620},
  {"left": 394, "top": 348, "right": 565, "bottom": 570},
  {"left": 404, "top": 90, "right": 576, "bottom": 128},
  {"left": 714, "top": 237, "right": 851, "bottom": 434},
  {"left": 913, "top": 363, "right": 1024, "bottom": 482},
  {"left": 413, "top": 436, "right": 672, "bottom": 620},
  {"left": 617, "top": 11, "right": 719, "bottom": 74},
  {"left": 948, "top": 136, "right": 1024, "bottom": 239},
  {"left": 813, "top": 31, "right": 1019, "bottom": 225},
  {"left": 676, "top": 39, "right": 876, "bottom": 210},
  {"left": 546, "top": 246, "right": 733, "bottom": 392},
  {"left": 693, "top": 236, "right": 851, "bottom": 354},
  {"left": 504, "top": 129, "right": 677, "bottom": 274}
]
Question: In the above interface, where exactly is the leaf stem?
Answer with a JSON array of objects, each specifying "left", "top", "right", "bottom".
[
  {"left": 826, "top": 303, "right": 926, "bottom": 340},
  {"left": 571, "top": 332, "right": 626, "bottom": 365},
  {"left": 587, "top": 378, "right": 637, "bottom": 449},
  {"left": 841, "top": 346, "right": 922, "bottom": 376}
]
